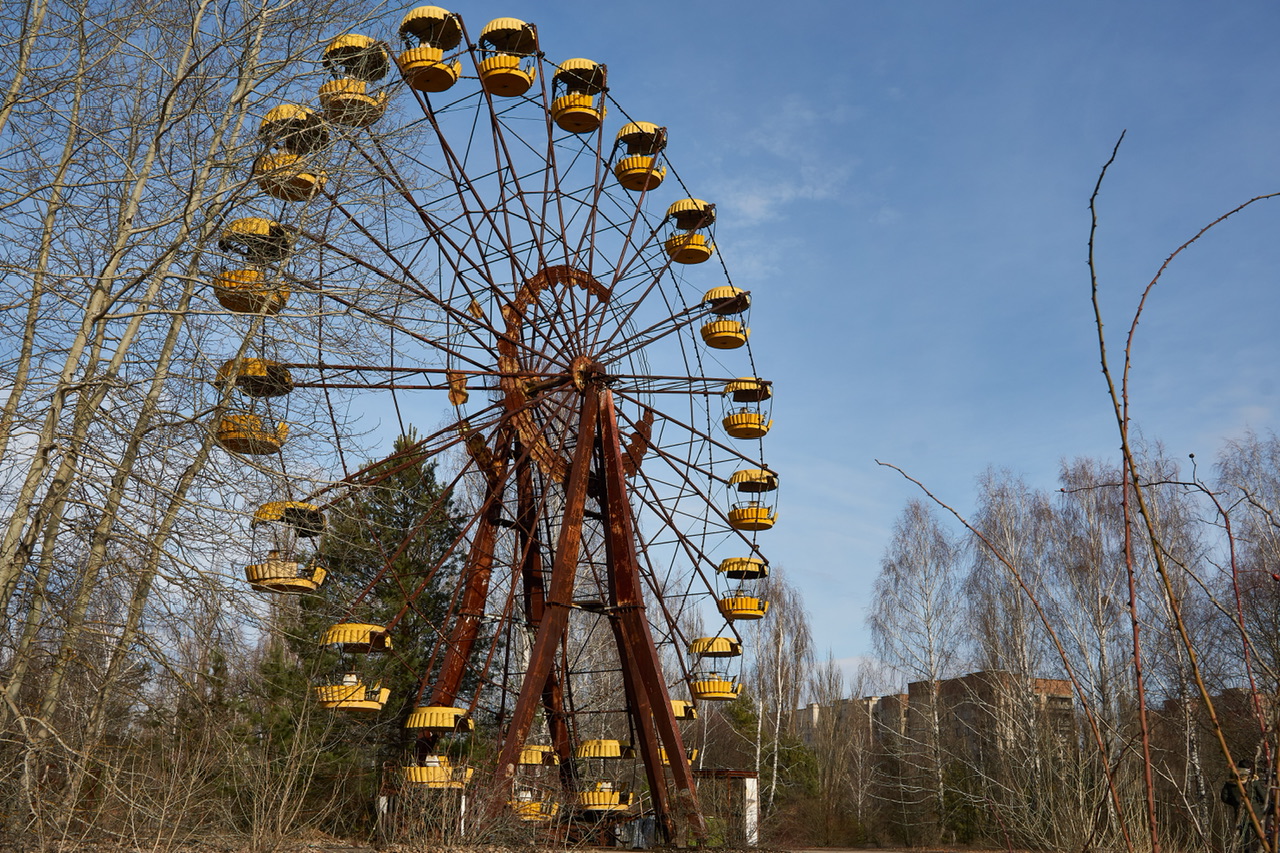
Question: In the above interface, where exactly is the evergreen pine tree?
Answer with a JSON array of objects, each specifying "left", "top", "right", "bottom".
[{"left": 245, "top": 431, "right": 463, "bottom": 834}]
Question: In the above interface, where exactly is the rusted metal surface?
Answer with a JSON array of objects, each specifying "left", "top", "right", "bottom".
[
  {"left": 425, "top": 445, "right": 504, "bottom": 707},
  {"left": 493, "top": 384, "right": 599, "bottom": 782},
  {"left": 597, "top": 388, "right": 707, "bottom": 842},
  {"left": 515, "top": 450, "right": 577, "bottom": 785},
  {"left": 608, "top": 615, "right": 672, "bottom": 838}
]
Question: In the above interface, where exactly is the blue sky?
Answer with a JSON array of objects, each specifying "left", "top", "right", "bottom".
[{"left": 397, "top": 1, "right": 1280, "bottom": 678}]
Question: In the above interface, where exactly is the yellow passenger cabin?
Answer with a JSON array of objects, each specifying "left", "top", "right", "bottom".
[
  {"left": 217, "top": 358, "right": 294, "bottom": 398},
  {"left": 244, "top": 551, "right": 327, "bottom": 593},
  {"left": 243, "top": 499, "right": 325, "bottom": 592},
  {"left": 614, "top": 122, "right": 667, "bottom": 191},
  {"left": 211, "top": 269, "right": 289, "bottom": 314},
  {"left": 320, "top": 622, "right": 391, "bottom": 653},
  {"left": 717, "top": 556, "right": 769, "bottom": 580},
  {"left": 214, "top": 413, "right": 288, "bottom": 455},
  {"left": 254, "top": 152, "right": 326, "bottom": 202},
  {"left": 574, "top": 739, "right": 635, "bottom": 760},
  {"left": 318, "top": 36, "right": 390, "bottom": 126},
  {"left": 405, "top": 705, "right": 474, "bottom": 732},
  {"left": 722, "top": 379, "right": 773, "bottom": 438},
  {"left": 477, "top": 18, "right": 538, "bottom": 97},
  {"left": 551, "top": 59, "right": 606, "bottom": 133},
  {"left": 688, "top": 636, "right": 744, "bottom": 658},
  {"left": 314, "top": 677, "right": 390, "bottom": 711},
  {"left": 718, "top": 595, "right": 770, "bottom": 621},
  {"left": 665, "top": 199, "right": 716, "bottom": 264},
  {"left": 322, "top": 33, "right": 390, "bottom": 82},
  {"left": 258, "top": 104, "right": 329, "bottom": 154},
  {"left": 218, "top": 217, "right": 292, "bottom": 264},
  {"left": 397, "top": 6, "right": 463, "bottom": 92},
  {"left": 319, "top": 78, "right": 389, "bottom": 127}
]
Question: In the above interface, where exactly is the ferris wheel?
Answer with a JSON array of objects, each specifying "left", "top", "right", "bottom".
[{"left": 209, "top": 6, "right": 777, "bottom": 840}]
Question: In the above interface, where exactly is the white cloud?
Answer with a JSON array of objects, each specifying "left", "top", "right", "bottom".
[{"left": 707, "top": 94, "right": 858, "bottom": 228}]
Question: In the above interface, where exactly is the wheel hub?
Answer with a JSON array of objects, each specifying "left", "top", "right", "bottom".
[{"left": 570, "top": 355, "right": 604, "bottom": 391}]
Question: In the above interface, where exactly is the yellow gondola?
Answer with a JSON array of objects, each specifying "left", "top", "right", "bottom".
[
  {"left": 254, "top": 152, "right": 326, "bottom": 202},
  {"left": 551, "top": 59, "right": 606, "bottom": 133},
  {"left": 688, "top": 636, "right": 744, "bottom": 657},
  {"left": 214, "top": 413, "right": 288, "bottom": 454},
  {"left": 477, "top": 18, "right": 538, "bottom": 96},
  {"left": 397, "top": 7, "right": 463, "bottom": 92},
  {"left": 689, "top": 676, "right": 743, "bottom": 701},
  {"left": 718, "top": 595, "right": 770, "bottom": 621},
  {"left": 217, "top": 358, "right": 293, "bottom": 398},
  {"left": 244, "top": 551, "right": 327, "bottom": 593},
  {"left": 614, "top": 122, "right": 666, "bottom": 191},
  {"left": 717, "top": 557, "right": 769, "bottom": 580},
  {"left": 258, "top": 104, "right": 329, "bottom": 154},
  {"left": 574, "top": 739, "right": 635, "bottom": 759},
  {"left": 405, "top": 705, "right": 474, "bottom": 732},
  {"left": 211, "top": 269, "right": 289, "bottom": 314},
  {"left": 665, "top": 199, "right": 716, "bottom": 264},
  {"left": 314, "top": 678, "right": 390, "bottom": 711}
]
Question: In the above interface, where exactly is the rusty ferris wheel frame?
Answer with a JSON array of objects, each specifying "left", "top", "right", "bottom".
[{"left": 226, "top": 9, "right": 775, "bottom": 843}]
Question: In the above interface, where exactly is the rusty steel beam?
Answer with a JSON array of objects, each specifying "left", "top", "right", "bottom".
[
  {"left": 426, "top": 423, "right": 514, "bottom": 707},
  {"left": 493, "top": 385, "right": 599, "bottom": 783},
  {"left": 427, "top": 492, "right": 500, "bottom": 708},
  {"left": 515, "top": 449, "right": 577, "bottom": 786},
  {"left": 608, "top": 613, "right": 672, "bottom": 838},
  {"left": 600, "top": 394, "right": 674, "bottom": 834},
  {"left": 517, "top": 451, "right": 547, "bottom": 627},
  {"left": 597, "top": 388, "right": 706, "bottom": 843}
]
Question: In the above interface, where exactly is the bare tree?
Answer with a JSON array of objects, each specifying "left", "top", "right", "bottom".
[
  {"left": 868, "top": 498, "right": 965, "bottom": 842},
  {"left": 742, "top": 568, "right": 813, "bottom": 821},
  {"left": 968, "top": 468, "right": 1054, "bottom": 677},
  {"left": 0, "top": 0, "right": 392, "bottom": 843}
]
